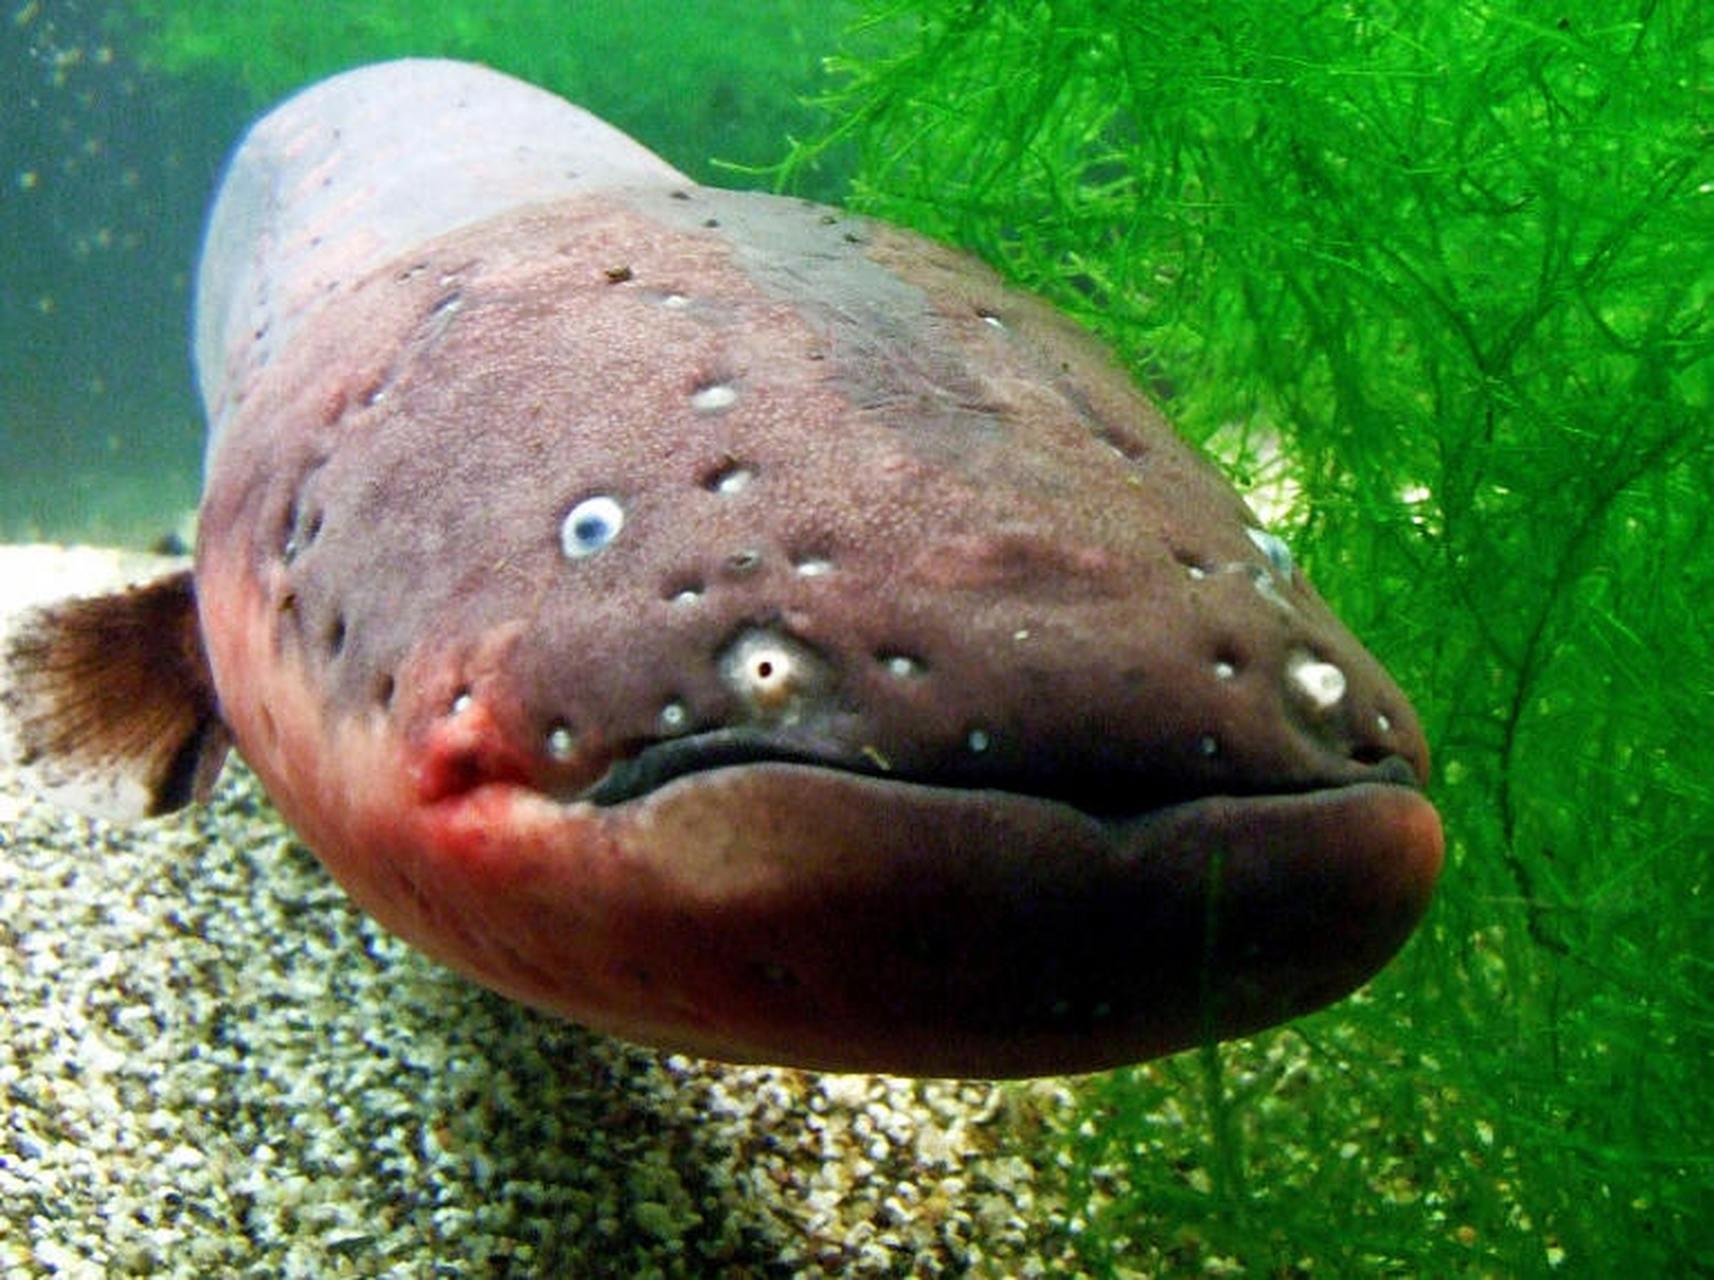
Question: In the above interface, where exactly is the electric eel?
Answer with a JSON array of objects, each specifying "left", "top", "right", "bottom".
[{"left": 2, "top": 60, "right": 1442, "bottom": 1077}]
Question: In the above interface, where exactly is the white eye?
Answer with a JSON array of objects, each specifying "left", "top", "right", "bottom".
[
  {"left": 560, "top": 495, "right": 625, "bottom": 559},
  {"left": 1246, "top": 526, "right": 1295, "bottom": 577}
]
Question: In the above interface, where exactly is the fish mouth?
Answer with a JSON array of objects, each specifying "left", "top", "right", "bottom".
[
  {"left": 577, "top": 724, "right": 1425, "bottom": 815},
  {"left": 556, "top": 747, "right": 1444, "bottom": 1076},
  {"left": 401, "top": 700, "right": 1439, "bottom": 1075},
  {"left": 350, "top": 684, "right": 1443, "bottom": 1077},
  {"left": 581, "top": 727, "right": 903, "bottom": 807}
]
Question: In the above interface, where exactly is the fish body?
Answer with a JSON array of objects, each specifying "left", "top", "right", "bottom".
[{"left": 5, "top": 61, "right": 1441, "bottom": 1076}]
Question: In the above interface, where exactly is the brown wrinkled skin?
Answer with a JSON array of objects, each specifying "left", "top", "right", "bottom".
[{"left": 195, "top": 156, "right": 1441, "bottom": 1076}]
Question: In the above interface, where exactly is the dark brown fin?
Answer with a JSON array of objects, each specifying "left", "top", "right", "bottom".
[{"left": 2, "top": 569, "right": 230, "bottom": 819}]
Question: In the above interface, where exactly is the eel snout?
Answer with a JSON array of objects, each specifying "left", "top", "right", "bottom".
[{"left": 441, "top": 763, "right": 1446, "bottom": 1078}]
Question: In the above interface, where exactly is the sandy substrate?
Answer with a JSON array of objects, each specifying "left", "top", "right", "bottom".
[{"left": 0, "top": 545, "right": 1078, "bottom": 1277}]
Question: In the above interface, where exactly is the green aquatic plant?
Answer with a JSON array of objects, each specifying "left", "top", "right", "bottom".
[
  {"left": 127, "top": 0, "right": 865, "bottom": 193},
  {"left": 802, "top": 0, "right": 1713, "bottom": 1273}
]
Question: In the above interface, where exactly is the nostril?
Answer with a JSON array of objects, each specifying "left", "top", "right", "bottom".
[
  {"left": 1352, "top": 741, "right": 1392, "bottom": 767},
  {"left": 1360, "top": 753, "right": 1420, "bottom": 785},
  {"left": 1286, "top": 650, "right": 1347, "bottom": 714}
]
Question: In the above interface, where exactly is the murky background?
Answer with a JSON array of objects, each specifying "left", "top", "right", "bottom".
[
  {"left": 1, "top": 1, "right": 860, "bottom": 545},
  {"left": 3, "top": 3, "right": 227, "bottom": 542}
]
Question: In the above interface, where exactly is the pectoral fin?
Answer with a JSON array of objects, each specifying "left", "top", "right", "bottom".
[{"left": 3, "top": 567, "right": 229, "bottom": 820}]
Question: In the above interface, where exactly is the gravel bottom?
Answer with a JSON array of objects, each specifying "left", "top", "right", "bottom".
[{"left": 0, "top": 546, "right": 1082, "bottom": 1278}]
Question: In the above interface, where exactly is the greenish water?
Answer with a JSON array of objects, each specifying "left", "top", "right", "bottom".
[
  {"left": 1, "top": 0, "right": 862, "bottom": 544},
  {"left": 3, "top": 3, "right": 220, "bottom": 544},
  {"left": 5, "top": 1, "right": 1709, "bottom": 1275}
]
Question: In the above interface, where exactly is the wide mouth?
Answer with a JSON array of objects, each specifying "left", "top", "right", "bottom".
[
  {"left": 546, "top": 751, "right": 1445, "bottom": 1076},
  {"left": 576, "top": 724, "right": 1424, "bottom": 815}
]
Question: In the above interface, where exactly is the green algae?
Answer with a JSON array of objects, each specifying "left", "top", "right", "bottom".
[{"left": 801, "top": 1, "right": 1713, "bottom": 1273}]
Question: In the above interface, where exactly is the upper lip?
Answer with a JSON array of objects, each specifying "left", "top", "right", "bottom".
[
  {"left": 579, "top": 727, "right": 880, "bottom": 806},
  {"left": 577, "top": 726, "right": 1424, "bottom": 812}
]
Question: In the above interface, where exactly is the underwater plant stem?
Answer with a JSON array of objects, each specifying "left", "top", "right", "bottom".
[
  {"left": 1196, "top": 845, "right": 1247, "bottom": 1213},
  {"left": 1198, "top": 1038, "right": 1247, "bottom": 1218}
]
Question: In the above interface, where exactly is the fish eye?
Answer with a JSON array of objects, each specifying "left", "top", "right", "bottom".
[
  {"left": 560, "top": 495, "right": 625, "bottom": 559},
  {"left": 1246, "top": 526, "right": 1295, "bottom": 577}
]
